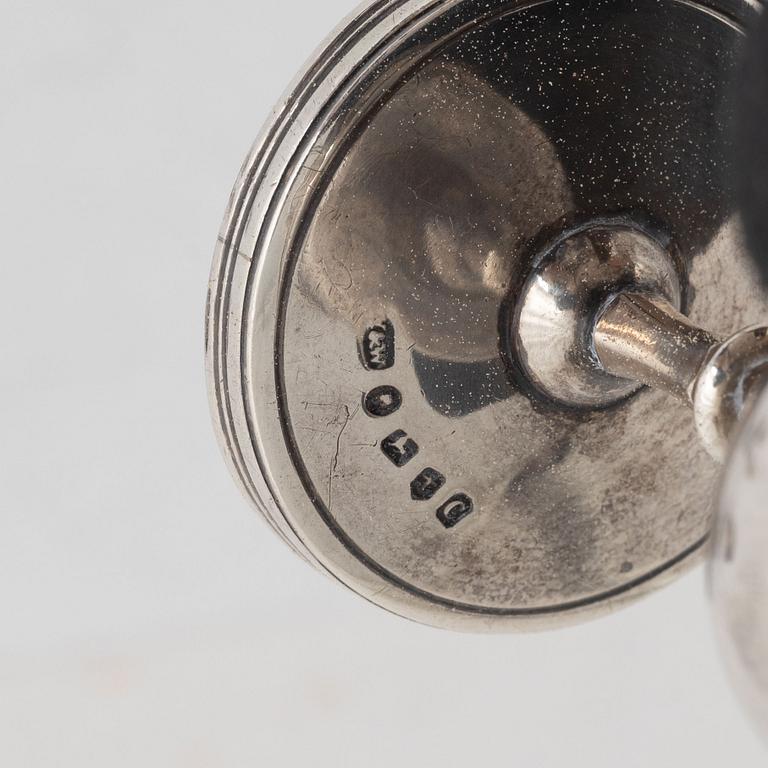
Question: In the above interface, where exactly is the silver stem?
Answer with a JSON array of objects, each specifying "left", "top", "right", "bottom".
[
  {"left": 594, "top": 292, "right": 768, "bottom": 460},
  {"left": 513, "top": 223, "right": 768, "bottom": 461},
  {"left": 594, "top": 293, "right": 719, "bottom": 403}
]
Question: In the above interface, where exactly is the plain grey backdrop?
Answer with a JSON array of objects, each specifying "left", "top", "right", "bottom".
[{"left": 1, "top": 0, "right": 765, "bottom": 765}]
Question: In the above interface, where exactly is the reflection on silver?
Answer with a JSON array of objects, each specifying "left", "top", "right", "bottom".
[
  {"left": 711, "top": 386, "right": 768, "bottom": 742},
  {"left": 694, "top": 328, "right": 768, "bottom": 459},
  {"left": 208, "top": 0, "right": 766, "bottom": 630},
  {"left": 295, "top": 62, "right": 572, "bottom": 364},
  {"left": 596, "top": 294, "right": 717, "bottom": 402}
]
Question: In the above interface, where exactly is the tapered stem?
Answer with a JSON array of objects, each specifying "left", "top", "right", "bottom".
[
  {"left": 594, "top": 293, "right": 720, "bottom": 403},
  {"left": 593, "top": 292, "right": 768, "bottom": 460}
]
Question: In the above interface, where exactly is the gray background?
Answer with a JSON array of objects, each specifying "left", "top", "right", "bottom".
[{"left": 0, "top": 0, "right": 764, "bottom": 765}]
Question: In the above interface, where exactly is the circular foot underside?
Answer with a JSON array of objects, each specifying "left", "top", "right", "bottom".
[{"left": 208, "top": 0, "right": 768, "bottom": 630}]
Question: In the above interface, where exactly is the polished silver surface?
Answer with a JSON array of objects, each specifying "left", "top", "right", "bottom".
[
  {"left": 513, "top": 224, "right": 682, "bottom": 408},
  {"left": 596, "top": 294, "right": 718, "bottom": 402},
  {"left": 711, "top": 385, "right": 768, "bottom": 742},
  {"left": 207, "top": 0, "right": 767, "bottom": 630},
  {"left": 694, "top": 327, "right": 768, "bottom": 458}
]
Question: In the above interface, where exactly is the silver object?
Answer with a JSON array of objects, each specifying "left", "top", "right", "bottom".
[
  {"left": 712, "top": 387, "right": 768, "bottom": 740},
  {"left": 208, "top": 0, "right": 768, "bottom": 727},
  {"left": 513, "top": 221, "right": 768, "bottom": 460}
]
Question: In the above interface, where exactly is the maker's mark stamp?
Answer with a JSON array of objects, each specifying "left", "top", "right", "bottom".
[{"left": 360, "top": 320, "right": 395, "bottom": 371}]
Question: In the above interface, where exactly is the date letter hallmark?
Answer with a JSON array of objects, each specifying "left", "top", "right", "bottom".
[{"left": 436, "top": 494, "right": 474, "bottom": 529}]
